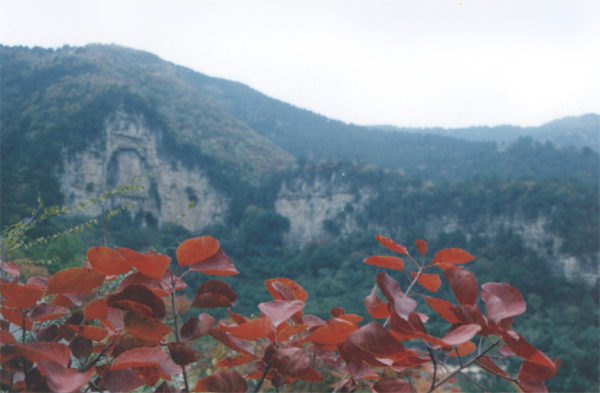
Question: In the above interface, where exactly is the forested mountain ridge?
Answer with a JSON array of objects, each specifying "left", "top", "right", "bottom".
[
  {"left": 373, "top": 113, "right": 599, "bottom": 152},
  {"left": 2, "top": 44, "right": 598, "bottom": 391},
  {"left": 178, "top": 64, "right": 599, "bottom": 184}
]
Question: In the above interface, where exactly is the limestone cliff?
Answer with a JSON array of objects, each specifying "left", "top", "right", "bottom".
[{"left": 59, "top": 112, "right": 229, "bottom": 232}]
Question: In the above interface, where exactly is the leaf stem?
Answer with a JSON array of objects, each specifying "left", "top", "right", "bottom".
[
  {"left": 428, "top": 346, "right": 437, "bottom": 393},
  {"left": 171, "top": 270, "right": 190, "bottom": 393},
  {"left": 22, "top": 311, "right": 30, "bottom": 390},
  {"left": 254, "top": 361, "right": 271, "bottom": 393},
  {"left": 426, "top": 339, "right": 501, "bottom": 393},
  {"left": 458, "top": 370, "right": 487, "bottom": 391}
]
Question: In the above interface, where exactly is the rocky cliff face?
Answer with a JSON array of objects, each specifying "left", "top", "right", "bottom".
[
  {"left": 58, "top": 113, "right": 598, "bottom": 285},
  {"left": 59, "top": 112, "right": 229, "bottom": 232},
  {"left": 274, "top": 174, "right": 598, "bottom": 286}
]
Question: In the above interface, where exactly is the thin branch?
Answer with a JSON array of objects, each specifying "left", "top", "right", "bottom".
[
  {"left": 426, "top": 339, "right": 502, "bottom": 393},
  {"left": 405, "top": 266, "right": 423, "bottom": 296},
  {"left": 458, "top": 370, "right": 487, "bottom": 392},
  {"left": 82, "top": 342, "right": 113, "bottom": 372},
  {"left": 455, "top": 347, "right": 463, "bottom": 368},
  {"left": 332, "top": 372, "right": 350, "bottom": 393},
  {"left": 310, "top": 345, "right": 317, "bottom": 393},
  {"left": 171, "top": 270, "right": 190, "bottom": 393},
  {"left": 428, "top": 347, "right": 437, "bottom": 393},
  {"left": 476, "top": 362, "right": 519, "bottom": 384},
  {"left": 103, "top": 208, "right": 109, "bottom": 247},
  {"left": 253, "top": 361, "right": 272, "bottom": 393},
  {"left": 22, "top": 311, "right": 30, "bottom": 390}
]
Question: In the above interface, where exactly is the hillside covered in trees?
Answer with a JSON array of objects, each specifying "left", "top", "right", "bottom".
[{"left": 1, "top": 44, "right": 598, "bottom": 391}]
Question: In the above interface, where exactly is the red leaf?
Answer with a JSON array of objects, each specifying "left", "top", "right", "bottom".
[
  {"left": 425, "top": 297, "right": 461, "bottom": 324},
  {"left": 411, "top": 272, "right": 441, "bottom": 292},
  {"left": 70, "top": 335, "right": 93, "bottom": 361},
  {"left": 272, "top": 347, "right": 323, "bottom": 381},
  {"left": 265, "top": 278, "right": 308, "bottom": 302},
  {"left": 364, "top": 256, "right": 404, "bottom": 271},
  {"left": 481, "top": 282, "right": 526, "bottom": 323},
  {"left": 302, "top": 318, "right": 358, "bottom": 345},
  {"left": 84, "top": 298, "right": 109, "bottom": 321},
  {"left": 136, "top": 365, "right": 161, "bottom": 387},
  {"left": 502, "top": 331, "right": 557, "bottom": 369},
  {"left": 443, "top": 269, "right": 478, "bottom": 306},
  {"left": 108, "top": 284, "right": 166, "bottom": 321},
  {"left": 116, "top": 271, "right": 186, "bottom": 298},
  {"left": 373, "top": 377, "right": 413, "bottom": 393},
  {"left": 124, "top": 312, "right": 172, "bottom": 341},
  {"left": 439, "top": 324, "right": 481, "bottom": 346},
  {"left": 365, "top": 284, "right": 390, "bottom": 319},
  {"left": 192, "top": 368, "right": 248, "bottom": 392},
  {"left": 100, "top": 368, "right": 146, "bottom": 392},
  {"left": 376, "top": 271, "right": 417, "bottom": 320},
  {"left": 46, "top": 267, "right": 105, "bottom": 295},
  {"left": 518, "top": 374, "right": 548, "bottom": 393},
  {"left": 110, "top": 335, "right": 160, "bottom": 358},
  {"left": 215, "top": 353, "right": 256, "bottom": 368},
  {"left": 346, "top": 322, "right": 407, "bottom": 358},
  {"left": 258, "top": 300, "right": 305, "bottom": 326},
  {"left": 220, "top": 316, "right": 273, "bottom": 340},
  {"left": 37, "top": 360, "right": 95, "bottom": 393},
  {"left": 36, "top": 324, "right": 62, "bottom": 342},
  {"left": 26, "top": 276, "right": 49, "bottom": 290},
  {"left": 112, "top": 347, "right": 169, "bottom": 370},
  {"left": 188, "top": 248, "right": 238, "bottom": 276},
  {"left": 520, "top": 357, "right": 561, "bottom": 380},
  {"left": 166, "top": 342, "right": 197, "bottom": 366},
  {"left": 477, "top": 356, "right": 510, "bottom": 378},
  {"left": 227, "top": 309, "right": 248, "bottom": 325},
  {"left": 277, "top": 324, "right": 309, "bottom": 342},
  {"left": 87, "top": 246, "right": 133, "bottom": 275},
  {"left": 375, "top": 235, "right": 409, "bottom": 255},
  {"left": 0, "top": 330, "right": 16, "bottom": 344},
  {"left": 68, "top": 325, "right": 109, "bottom": 341},
  {"left": 28, "top": 303, "right": 70, "bottom": 322},
  {"left": 446, "top": 341, "right": 476, "bottom": 357},
  {"left": 0, "top": 261, "right": 19, "bottom": 280},
  {"left": 116, "top": 247, "right": 171, "bottom": 280},
  {"left": 0, "top": 307, "right": 32, "bottom": 330},
  {"left": 208, "top": 328, "right": 255, "bottom": 355},
  {"left": 176, "top": 236, "right": 220, "bottom": 267},
  {"left": 431, "top": 248, "right": 475, "bottom": 265},
  {"left": 190, "top": 280, "right": 237, "bottom": 308},
  {"left": 180, "top": 313, "right": 216, "bottom": 341},
  {"left": 415, "top": 240, "right": 427, "bottom": 256},
  {"left": 0, "top": 282, "right": 44, "bottom": 310},
  {"left": 13, "top": 342, "right": 71, "bottom": 367}
]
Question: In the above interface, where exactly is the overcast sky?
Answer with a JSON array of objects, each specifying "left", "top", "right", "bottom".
[{"left": 1, "top": 0, "right": 599, "bottom": 128}]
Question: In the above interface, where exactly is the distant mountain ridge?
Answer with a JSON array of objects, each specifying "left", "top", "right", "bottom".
[{"left": 372, "top": 113, "right": 599, "bottom": 152}]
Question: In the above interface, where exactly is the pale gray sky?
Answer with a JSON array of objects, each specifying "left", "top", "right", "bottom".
[{"left": 1, "top": 0, "right": 599, "bottom": 128}]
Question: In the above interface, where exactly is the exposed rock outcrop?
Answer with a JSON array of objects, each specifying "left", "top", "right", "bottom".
[{"left": 59, "top": 112, "right": 229, "bottom": 231}]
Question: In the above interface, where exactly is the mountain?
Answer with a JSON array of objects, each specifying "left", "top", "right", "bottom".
[
  {"left": 372, "top": 113, "right": 599, "bottom": 152},
  {"left": 177, "top": 67, "right": 599, "bottom": 184},
  {"left": 2, "top": 44, "right": 598, "bottom": 391}
]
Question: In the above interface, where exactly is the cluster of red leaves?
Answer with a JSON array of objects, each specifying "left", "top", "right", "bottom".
[{"left": 0, "top": 234, "right": 560, "bottom": 393}]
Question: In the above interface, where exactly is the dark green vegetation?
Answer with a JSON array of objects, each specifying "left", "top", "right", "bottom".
[
  {"left": 180, "top": 66, "right": 599, "bottom": 185},
  {"left": 2, "top": 44, "right": 599, "bottom": 392}
]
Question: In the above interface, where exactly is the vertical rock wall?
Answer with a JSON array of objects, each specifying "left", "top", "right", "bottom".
[{"left": 59, "top": 112, "right": 229, "bottom": 232}]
